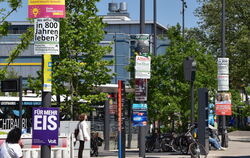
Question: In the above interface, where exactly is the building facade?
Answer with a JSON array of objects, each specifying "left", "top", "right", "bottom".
[{"left": 1, "top": 15, "right": 169, "bottom": 87}]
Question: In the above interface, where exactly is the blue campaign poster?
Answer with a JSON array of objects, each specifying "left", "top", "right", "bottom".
[{"left": 132, "top": 104, "right": 148, "bottom": 127}]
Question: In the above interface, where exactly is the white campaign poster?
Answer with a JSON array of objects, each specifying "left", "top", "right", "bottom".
[
  {"left": 218, "top": 58, "right": 229, "bottom": 75},
  {"left": 34, "top": 18, "right": 60, "bottom": 55},
  {"left": 135, "top": 56, "right": 151, "bottom": 79},
  {"left": 218, "top": 75, "right": 229, "bottom": 91}
]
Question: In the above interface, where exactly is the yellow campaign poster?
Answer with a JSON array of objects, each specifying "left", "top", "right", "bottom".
[{"left": 43, "top": 54, "right": 52, "bottom": 92}]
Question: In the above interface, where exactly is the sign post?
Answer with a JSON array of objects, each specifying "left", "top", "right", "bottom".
[
  {"left": 133, "top": 34, "right": 150, "bottom": 157},
  {"left": 217, "top": 57, "right": 230, "bottom": 148},
  {"left": 28, "top": 0, "right": 64, "bottom": 156}
]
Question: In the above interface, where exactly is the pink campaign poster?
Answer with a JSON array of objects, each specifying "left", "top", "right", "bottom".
[{"left": 28, "top": 0, "right": 65, "bottom": 18}]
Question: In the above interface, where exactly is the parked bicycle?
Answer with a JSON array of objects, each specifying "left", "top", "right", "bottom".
[{"left": 184, "top": 124, "right": 208, "bottom": 158}]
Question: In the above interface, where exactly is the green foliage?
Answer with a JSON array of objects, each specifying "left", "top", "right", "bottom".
[
  {"left": 1, "top": 0, "right": 33, "bottom": 79},
  {"left": 193, "top": 0, "right": 250, "bottom": 116},
  {"left": 194, "top": 0, "right": 250, "bottom": 89},
  {"left": 148, "top": 25, "right": 217, "bottom": 130},
  {"left": 0, "top": 0, "right": 21, "bottom": 36},
  {"left": 51, "top": 0, "right": 114, "bottom": 116},
  {"left": 0, "top": 68, "right": 19, "bottom": 96}
]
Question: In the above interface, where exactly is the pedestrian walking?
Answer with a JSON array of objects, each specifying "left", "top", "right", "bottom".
[
  {"left": 0, "top": 127, "right": 23, "bottom": 158},
  {"left": 75, "top": 113, "right": 90, "bottom": 158}
]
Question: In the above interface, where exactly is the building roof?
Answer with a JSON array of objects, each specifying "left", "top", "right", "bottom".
[{"left": 8, "top": 17, "right": 168, "bottom": 31}]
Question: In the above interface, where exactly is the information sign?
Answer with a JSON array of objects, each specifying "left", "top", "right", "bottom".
[
  {"left": 32, "top": 107, "right": 59, "bottom": 145},
  {"left": 34, "top": 18, "right": 60, "bottom": 55}
]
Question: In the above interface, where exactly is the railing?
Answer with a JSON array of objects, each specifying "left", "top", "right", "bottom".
[{"left": 0, "top": 133, "right": 91, "bottom": 158}]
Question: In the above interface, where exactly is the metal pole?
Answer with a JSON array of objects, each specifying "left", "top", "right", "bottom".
[
  {"left": 221, "top": 0, "right": 228, "bottom": 148},
  {"left": 140, "top": 0, "right": 145, "bottom": 34},
  {"left": 104, "top": 99, "right": 110, "bottom": 150},
  {"left": 118, "top": 80, "right": 123, "bottom": 158},
  {"left": 19, "top": 76, "right": 22, "bottom": 131},
  {"left": 153, "top": 0, "right": 157, "bottom": 56},
  {"left": 182, "top": 0, "right": 184, "bottom": 38},
  {"left": 139, "top": 0, "right": 146, "bottom": 157},
  {"left": 127, "top": 100, "right": 132, "bottom": 149},
  {"left": 41, "top": 55, "right": 51, "bottom": 158},
  {"left": 191, "top": 81, "right": 194, "bottom": 125},
  {"left": 181, "top": 0, "right": 186, "bottom": 38},
  {"left": 221, "top": 0, "right": 226, "bottom": 57}
]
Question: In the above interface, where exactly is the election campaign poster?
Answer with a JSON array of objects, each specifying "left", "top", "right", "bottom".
[
  {"left": 135, "top": 79, "right": 147, "bottom": 101},
  {"left": 132, "top": 104, "right": 148, "bottom": 127},
  {"left": 34, "top": 18, "right": 60, "bottom": 55},
  {"left": 218, "top": 58, "right": 229, "bottom": 75},
  {"left": 135, "top": 56, "right": 151, "bottom": 79},
  {"left": 28, "top": 0, "right": 65, "bottom": 18},
  {"left": 215, "top": 92, "right": 232, "bottom": 116},
  {"left": 43, "top": 54, "right": 52, "bottom": 92},
  {"left": 130, "top": 34, "right": 151, "bottom": 56},
  {"left": 32, "top": 107, "right": 59, "bottom": 145}
]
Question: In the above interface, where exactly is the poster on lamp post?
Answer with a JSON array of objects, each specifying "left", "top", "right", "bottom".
[
  {"left": 215, "top": 92, "right": 232, "bottom": 115},
  {"left": 132, "top": 103, "right": 148, "bottom": 127},
  {"left": 28, "top": 0, "right": 65, "bottom": 18},
  {"left": 32, "top": 107, "right": 60, "bottom": 145},
  {"left": 130, "top": 34, "right": 151, "bottom": 56},
  {"left": 43, "top": 54, "right": 52, "bottom": 92},
  {"left": 34, "top": 18, "right": 60, "bottom": 55},
  {"left": 217, "top": 75, "right": 229, "bottom": 91},
  {"left": 135, "top": 79, "right": 147, "bottom": 101},
  {"left": 135, "top": 56, "right": 151, "bottom": 79},
  {"left": 217, "top": 57, "right": 229, "bottom": 91},
  {"left": 218, "top": 58, "right": 229, "bottom": 74}
]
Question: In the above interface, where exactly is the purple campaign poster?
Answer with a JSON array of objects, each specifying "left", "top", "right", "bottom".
[{"left": 32, "top": 107, "right": 60, "bottom": 145}]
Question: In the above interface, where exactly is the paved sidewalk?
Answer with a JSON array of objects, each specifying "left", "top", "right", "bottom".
[{"left": 92, "top": 131, "right": 250, "bottom": 158}]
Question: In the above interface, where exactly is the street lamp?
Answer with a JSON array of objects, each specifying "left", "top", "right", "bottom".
[
  {"left": 184, "top": 57, "right": 196, "bottom": 125},
  {"left": 181, "top": 0, "right": 187, "bottom": 38}
]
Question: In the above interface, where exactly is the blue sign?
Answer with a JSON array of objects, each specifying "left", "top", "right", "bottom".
[
  {"left": 132, "top": 104, "right": 148, "bottom": 127},
  {"left": 32, "top": 107, "right": 60, "bottom": 145}
]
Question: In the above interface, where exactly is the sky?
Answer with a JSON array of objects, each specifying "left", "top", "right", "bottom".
[{"left": 2, "top": 0, "right": 201, "bottom": 28}]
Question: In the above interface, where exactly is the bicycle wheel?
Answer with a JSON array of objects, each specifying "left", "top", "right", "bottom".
[
  {"left": 160, "top": 136, "right": 173, "bottom": 152},
  {"left": 171, "top": 137, "right": 182, "bottom": 153},
  {"left": 145, "top": 139, "right": 155, "bottom": 152},
  {"left": 189, "top": 142, "right": 208, "bottom": 158},
  {"left": 179, "top": 136, "right": 190, "bottom": 154}
]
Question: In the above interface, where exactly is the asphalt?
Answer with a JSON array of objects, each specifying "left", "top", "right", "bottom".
[{"left": 92, "top": 131, "right": 250, "bottom": 158}]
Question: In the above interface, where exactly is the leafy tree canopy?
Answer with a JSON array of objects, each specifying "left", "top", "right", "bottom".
[
  {"left": 194, "top": 0, "right": 250, "bottom": 90},
  {"left": 29, "top": 0, "right": 114, "bottom": 118},
  {"left": 148, "top": 25, "right": 217, "bottom": 131}
]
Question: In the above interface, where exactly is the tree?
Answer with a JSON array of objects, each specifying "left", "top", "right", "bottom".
[
  {"left": 193, "top": 0, "right": 250, "bottom": 117},
  {"left": 0, "top": 0, "right": 33, "bottom": 80},
  {"left": 148, "top": 25, "right": 217, "bottom": 131},
  {"left": 29, "top": 0, "right": 114, "bottom": 118}
]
